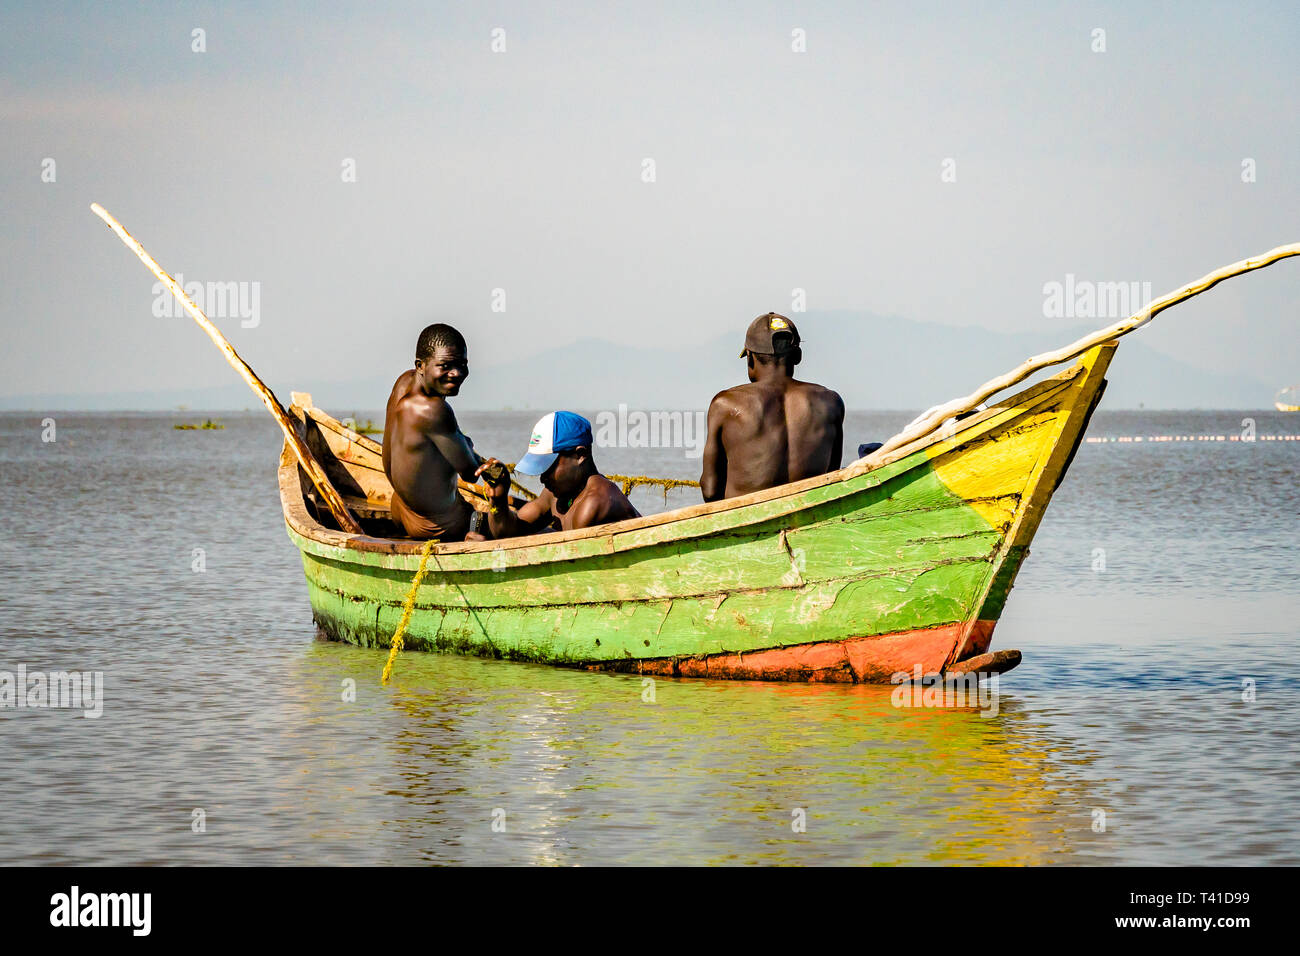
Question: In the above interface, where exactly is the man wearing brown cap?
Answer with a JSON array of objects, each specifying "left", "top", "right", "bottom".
[{"left": 700, "top": 313, "right": 845, "bottom": 501}]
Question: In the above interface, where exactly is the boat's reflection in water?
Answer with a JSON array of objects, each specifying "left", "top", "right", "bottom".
[{"left": 301, "top": 641, "right": 1115, "bottom": 865}]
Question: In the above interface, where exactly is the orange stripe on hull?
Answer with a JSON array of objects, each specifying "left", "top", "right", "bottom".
[{"left": 588, "top": 620, "right": 997, "bottom": 684}]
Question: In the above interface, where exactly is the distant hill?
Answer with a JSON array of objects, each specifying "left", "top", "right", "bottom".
[{"left": 1, "top": 311, "right": 1275, "bottom": 411}]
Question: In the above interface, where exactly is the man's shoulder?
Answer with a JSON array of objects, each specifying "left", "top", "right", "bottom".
[
  {"left": 395, "top": 389, "right": 455, "bottom": 431},
  {"left": 590, "top": 472, "right": 640, "bottom": 508},
  {"left": 573, "top": 474, "right": 638, "bottom": 526},
  {"left": 708, "top": 382, "right": 762, "bottom": 409},
  {"left": 793, "top": 380, "right": 845, "bottom": 411},
  {"left": 585, "top": 472, "right": 625, "bottom": 501},
  {"left": 387, "top": 369, "right": 417, "bottom": 405},
  {"left": 791, "top": 378, "right": 839, "bottom": 397}
]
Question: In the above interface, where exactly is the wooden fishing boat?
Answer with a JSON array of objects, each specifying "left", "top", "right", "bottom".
[
  {"left": 89, "top": 202, "right": 1299, "bottom": 684},
  {"left": 278, "top": 342, "right": 1116, "bottom": 682}
]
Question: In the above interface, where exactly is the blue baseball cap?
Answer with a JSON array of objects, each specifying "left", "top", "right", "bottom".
[{"left": 515, "top": 411, "right": 594, "bottom": 475}]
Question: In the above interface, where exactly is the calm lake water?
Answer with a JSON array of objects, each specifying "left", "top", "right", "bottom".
[{"left": 1, "top": 408, "right": 1297, "bottom": 865}]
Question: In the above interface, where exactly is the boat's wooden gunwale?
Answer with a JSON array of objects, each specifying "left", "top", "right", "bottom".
[
  {"left": 304, "top": 405, "right": 384, "bottom": 457},
  {"left": 279, "top": 360, "right": 1089, "bottom": 561}
]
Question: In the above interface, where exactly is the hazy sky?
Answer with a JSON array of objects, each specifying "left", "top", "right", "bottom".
[{"left": 3, "top": 1, "right": 1298, "bottom": 402}]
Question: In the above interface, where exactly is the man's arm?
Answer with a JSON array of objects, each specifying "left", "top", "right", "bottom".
[
  {"left": 476, "top": 459, "right": 557, "bottom": 539},
  {"left": 423, "top": 399, "right": 481, "bottom": 481},
  {"left": 489, "top": 489, "right": 556, "bottom": 539},
  {"left": 828, "top": 391, "right": 845, "bottom": 471},
  {"left": 700, "top": 392, "right": 731, "bottom": 502}
]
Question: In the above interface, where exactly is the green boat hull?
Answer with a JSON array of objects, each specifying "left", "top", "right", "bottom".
[{"left": 281, "top": 344, "right": 1113, "bottom": 682}]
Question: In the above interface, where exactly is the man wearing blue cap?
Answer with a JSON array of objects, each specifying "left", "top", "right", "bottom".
[{"left": 475, "top": 411, "right": 639, "bottom": 538}]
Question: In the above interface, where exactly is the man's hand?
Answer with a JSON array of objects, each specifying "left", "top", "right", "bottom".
[{"left": 474, "top": 457, "right": 511, "bottom": 502}]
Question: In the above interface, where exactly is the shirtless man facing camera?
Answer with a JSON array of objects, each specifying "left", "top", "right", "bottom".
[{"left": 382, "top": 323, "right": 486, "bottom": 541}]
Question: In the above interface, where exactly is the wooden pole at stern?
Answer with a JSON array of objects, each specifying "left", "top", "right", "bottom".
[{"left": 90, "top": 203, "right": 364, "bottom": 535}]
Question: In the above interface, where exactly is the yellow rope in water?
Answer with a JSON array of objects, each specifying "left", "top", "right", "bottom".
[{"left": 380, "top": 538, "right": 438, "bottom": 684}]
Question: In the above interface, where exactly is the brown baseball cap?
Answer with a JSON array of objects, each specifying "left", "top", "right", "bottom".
[{"left": 740, "top": 312, "right": 800, "bottom": 358}]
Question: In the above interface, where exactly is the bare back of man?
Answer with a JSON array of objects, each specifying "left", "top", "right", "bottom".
[
  {"left": 382, "top": 325, "right": 481, "bottom": 541},
  {"left": 701, "top": 313, "right": 845, "bottom": 501},
  {"left": 704, "top": 379, "right": 844, "bottom": 499}
]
